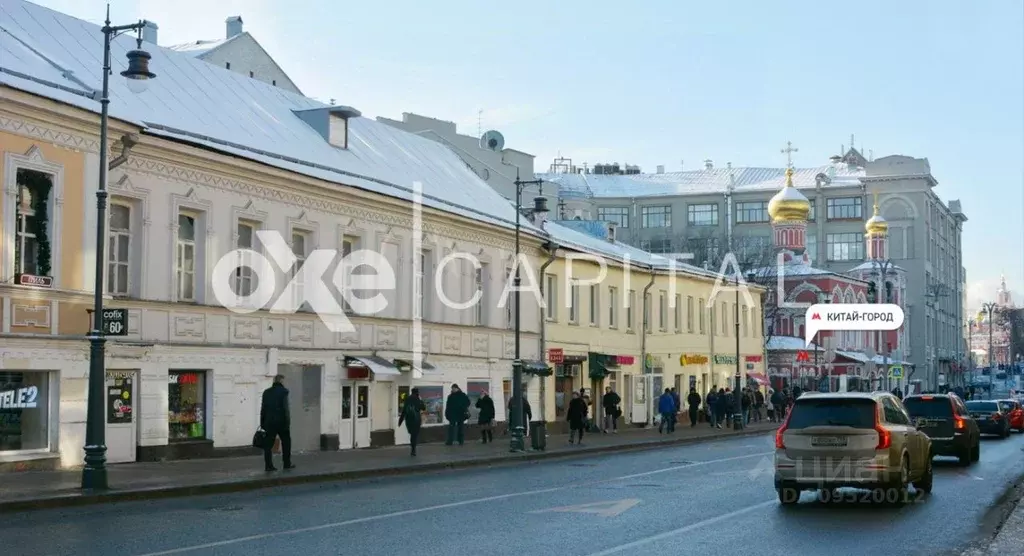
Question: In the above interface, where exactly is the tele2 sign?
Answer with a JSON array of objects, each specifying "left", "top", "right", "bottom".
[{"left": 0, "top": 386, "right": 39, "bottom": 409}]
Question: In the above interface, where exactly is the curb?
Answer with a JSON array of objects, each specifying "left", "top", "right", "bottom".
[{"left": 0, "top": 427, "right": 773, "bottom": 513}]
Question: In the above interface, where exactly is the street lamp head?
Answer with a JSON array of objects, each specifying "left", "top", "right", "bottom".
[
  {"left": 122, "top": 38, "right": 156, "bottom": 93},
  {"left": 532, "top": 196, "right": 549, "bottom": 214}
]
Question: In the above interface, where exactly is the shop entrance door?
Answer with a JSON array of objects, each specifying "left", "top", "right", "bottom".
[
  {"left": 394, "top": 385, "right": 410, "bottom": 445},
  {"left": 276, "top": 364, "right": 322, "bottom": 452},
  {"left": 339, "top": 382, "right": 371, "bottom": 449},
  {"left": 105, "top": 370, "right": 138, "bottom": 463},
  {"left": 629, "top": 375, "right": 648, "bottom": 424}
]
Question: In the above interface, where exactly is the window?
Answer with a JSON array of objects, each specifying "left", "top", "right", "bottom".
[
  {"left": 826, "top": 197, "right": 863, "bottom": 220},
  {"left": 752, "top": 308, "right": 760, "bottom": 337},
  {"left": 505, "top": 267, "right": 515, "bottom": 329},
  {"left": 736, "top": 236, "right": 771, "bottom": 265},
  {"left": 627, "top": 290, "right": 636, "bottom": 330},
  {"left": 674, "top": 294, "right": 682, "bottom": 332},
  {"left": 589, "top": 285, "right": 599, "bottom": 326},
  {"left": 721, "top": 302, "right": 728, "bottom": 335},
  {"left": 14, "top": 169, "right": 54, "bottom": 279},
  {"left": 742, "top": 306, "right": 749, "bottom": 337},
  {"left": 225, "top": 62, "right": 230, "bottom": 69},
  {"left": 687, "top": 296, "right": 694, "bottom": 332},
  {"left": 545, "top": 274, "right": 557, "bottom": 320},
  {"left": 107, "top": 203, "right": 132, "bottom": 295},
  {"left": 808, "top": 200, "right": 816, "bottom": 221},
  {"left": 659, "top": 292, "right": 668, "bottom": 330},
  {"left": 340, "top": 236, "right": 357, "bottom": 313},
  {"left": 735, "top": 201, "right": 769, "bottom": 223},
  {"left": 176, "top": 213, "right": 197, "bottom": 301},
  {"left": 598, "top": 207, "right": 629, "bottom": 228},
  {"left": 0, "top": 370, "right": 52, "bottom": 451},
  {"left": 788, "top": 398, "right": 876, "bottom": 429},
  {"left": 640, "top": 237, "right": 673, "bottom": 254},
  {"left": 641, "top": 206, "right": 671, "bottom": 228},
  {"left": 609, "top": 286, "right": 619, "bottom": 328},
  {"left": 416, "top": 251, "right": 431, "bottom": 320},
  {"left": 249, "top": 70, "right": 254, "bottom": 77},
  {"left": 644, "top": 293, "right": 652, "bottom": 333},
  {"left": 272, "top": 79, "right": 277, "bottom": 86},
  {"left": 168, "top": 371, "right": 207, "bottom": 441},
  {"left": 686, "top": 237, "right": 720, "bottom": 266},
  {"left": 826, "top": 232, "right": 864, "bottom": 261},
  {"left": 569, "top": 281, "right": 580, "bottom": 324},
  {"left": 475, "top": 264, "right": 486, "bottom": 326},
  {"left": 233, "top": 220, "right": 258, "bottom": 299},
  {"left": 687, "top": 204, "right": 718, "bottom": 226},
  {"left": 806, "top": 234, "right": 817, "bottom": 257},
  {"left": 291, "top": 231, "right": 310, "bottom": 309},
  {"left": 698, "top": 297, "right": 706, "bottom": 333}
]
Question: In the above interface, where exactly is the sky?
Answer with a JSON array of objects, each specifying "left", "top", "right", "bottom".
[{"left": 28, "top": 0, "right": 1024, "bottom": 313}]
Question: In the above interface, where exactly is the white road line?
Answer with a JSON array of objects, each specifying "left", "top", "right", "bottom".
[
  {"left": 585, "top": 500, "right": 777, "bottom": 556},
  {"left": 133, "top": 451, "right": 773, "bottom": 556}
]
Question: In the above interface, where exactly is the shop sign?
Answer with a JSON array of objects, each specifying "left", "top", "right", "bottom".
[
  {"left": 713, "top": 355, "right": 738, "bottom": 365},
  {"left": 101, "top": 308, "right": 129, "bottom": 336},
  {"left": 107, "top": 375, "right": 133, "bottom": 424},
  {"left": 16, "top": 273, "right": 52, "bottom": 288},
  {"left": 616, "top": 355, "right": 636, "bottom": 366},
  {"left": 548, "top": 348, "right": 564, "bottom": 364},
  {"left": 680, "top": 354, "right": 708, "bottom": 366},
  {"left": 168, "top": 373, "right": 200, "bottom": 385},
  {"left": 746, "top": 363, "right": 755, "bottom": 370},
  {"left": 745, "top": 355, "right": 763, "bottom": 363},
  {"left": 0, "top": 386, "right": 39, "bottom": 409}
]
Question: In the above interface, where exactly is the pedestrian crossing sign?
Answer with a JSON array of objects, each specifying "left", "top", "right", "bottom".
[{"left": 888, "top": 365, "right": 903, "bottom": 379}]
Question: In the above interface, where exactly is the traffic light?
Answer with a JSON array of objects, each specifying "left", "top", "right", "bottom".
[{"left": 867, "top": 282, "right": 877, "bottom": 303}]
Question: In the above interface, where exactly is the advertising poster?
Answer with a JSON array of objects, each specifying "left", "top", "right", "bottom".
[
  {"left": 466, "top": 380, "right": 489, "bottom": 422},
  {"left": 419, "top": 385, "right": 443, "bottom": 425}
]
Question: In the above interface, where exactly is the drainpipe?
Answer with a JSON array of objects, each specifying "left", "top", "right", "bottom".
[
  {"left": 538, "top": 240, "right": 558, "bottom": 423},
  {"left": 641, "top": 264, "right": 656, "bottom": 426}
]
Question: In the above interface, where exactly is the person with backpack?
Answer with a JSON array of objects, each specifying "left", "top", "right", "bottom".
[{"left": 398, "top": 388, "right": 426, "bottom": 456}]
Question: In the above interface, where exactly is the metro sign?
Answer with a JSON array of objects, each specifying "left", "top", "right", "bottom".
[{"left": 796, "top": 351, "right": 810, "bottom": 362}]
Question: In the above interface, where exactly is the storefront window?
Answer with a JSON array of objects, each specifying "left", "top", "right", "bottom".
[
  {"left": 0, "top": 371, "right": 50, "bottom": 452},
  {"left": 418, "top": 386, "right": 444, "bottom": 425},
  {"left": 168, "top": 371, "right": 207, "bottom": 441},
  {"left": 466, "top": 380, "right": 489, "bottom": 422}
]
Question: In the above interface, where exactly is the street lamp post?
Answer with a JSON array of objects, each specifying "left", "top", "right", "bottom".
[
  {"left": 983, "top": 302, "right": 998, "bottom": 388},
  {"left": 510, "top": 171, "right": 546, "bottom": 453},
  {"left": 814, "top": 291, "right": 828, "bottom": 392},
  {"left": 82, "top": 7, "right": 156, "bottom": 491},
  {"left": 733, "top": 273, "right": 742, "bottom": 430}
]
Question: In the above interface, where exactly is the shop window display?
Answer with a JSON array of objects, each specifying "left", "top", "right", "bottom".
[
  {"left": 168, "top": 371, "right": 207, "bottom": 441},
  {"left": 0, "top": 371, "right": 50, "bottom": 452}
]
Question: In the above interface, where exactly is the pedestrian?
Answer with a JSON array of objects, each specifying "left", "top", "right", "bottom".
[
  {"left": 715, "top": 388, "right": 729, "bottom": 429},
  {"left": 658, "top": 388, "right": 677, "bottom": 433},
  {"left": 475, "top": 390, "right": 495, "bottom": 443},
  {"left": 687, "top": 387, "right": 701, "bottom": 427},
  {"left": 567, "top": 391, "right": 588, "bottom": 444},
  {"left": 602, "top": 386, "right": 621, "bottom": 433},
  {"left": 508, "top": 392, "right": 532, "bottom": 438},
  {"left": 259, "top": 375, "right": 293, "bottom": 472},
  {"left": 444, "top": 384, "right": 471, "bottom": 446},
  {"left": 398, "top": 387, "right": 426, "bottom": 456},
  {"left": 754, "top": 388, "right": 765, "bottom": 422},
  {"left": 671, "top": 387, "right": 681, "bottom": 431},
  {"left": 741, "top": 387, "right": 752, "bottom": 424},
  {"left": 707, "top": 386, "right": 718, "bottom": 428},
  {"left": 766, "top": 388, "right": 776, "bottom": 422}
]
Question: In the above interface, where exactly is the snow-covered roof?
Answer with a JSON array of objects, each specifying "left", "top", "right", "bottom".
[
  {"left": 767, "top": 337, "right": 821, "bottom": 351},
  {"left": 838, "top": 350, "right": 913, "bottom": 366},
  {"left": 0, "top": 0, "right": 533, "bottom": 233},
  {"left": 166, "top": 37, "right": 235, "bottom": 57},
  {"left": 540, "top": 165, "right": 865, "bottom": 199},
  {"left": 847, "top": 260, "right": 905, "bottom": 273}
]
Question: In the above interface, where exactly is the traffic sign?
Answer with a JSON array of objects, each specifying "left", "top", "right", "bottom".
[
  {"left": 101, "top": 309, "right": 128, "bottom": 336},
  {"left": 888, "top": 365, "right": 904, "bottom": 379}
]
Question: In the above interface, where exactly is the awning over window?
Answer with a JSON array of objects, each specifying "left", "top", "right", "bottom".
[
  {"left": 746, "top": 372, "right": 768, "bottom": 385},
  {"left": 346, "top": 356, "right": 401, "bottom": 377},
  {"left": 521, "top": 360, "right": 552, "bottom": 376}
]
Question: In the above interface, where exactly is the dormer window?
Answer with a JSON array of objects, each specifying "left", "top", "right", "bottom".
[
  {"left": 293, "top": 105, "right": 362, "bottom": 150},
  {"left": 328, "top": 114, "right": 348, "bottom": 149}
]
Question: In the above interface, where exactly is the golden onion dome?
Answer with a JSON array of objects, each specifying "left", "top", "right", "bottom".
[
  {"left": 767, "top": 167, "right": 810, "bottom": 223},
  {"left": 865, "top": 193, "right": 889, "bottom": 235},
  {"left": 976, "top": 309, "right": 986, "bottom": 323}
]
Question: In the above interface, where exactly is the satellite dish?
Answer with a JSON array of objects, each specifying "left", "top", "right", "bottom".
[{"left": 480, "top": 130, "right": 505, "bottom": 152}]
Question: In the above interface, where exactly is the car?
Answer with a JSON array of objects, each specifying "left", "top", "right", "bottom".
[
  {"left": 997, "top": 400, "right": 1024, "bottom": 432},
  {"left": 774, "top": 391, "right": 933, "bottom": 505},
  {"left": 903, "top": 393, "right": 980, "bottom": 466},
  {"left": 964, "top": 400, "right": 1012, "bottom": 438}
]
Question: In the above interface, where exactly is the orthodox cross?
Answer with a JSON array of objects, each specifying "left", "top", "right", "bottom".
[{"left": 781, "top": 141, "right": 798, "bottom": 168}]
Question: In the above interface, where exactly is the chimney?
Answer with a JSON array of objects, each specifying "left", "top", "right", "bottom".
[
  {"left": 607, "top": 222, "right": 618, "bottom": 243},
  {"left": 830, "top": 155, "right": 842, "bottom": 164},
  {"left": 531, "top": 196, "right": 550, "bottom": 227},
  {"left": 704, "top": 159, "right": 714, "bottom": 170},
  {"left": 141, "top": 21, "right": 158, "bottom": 45},
  {"left": 226, "top": 16, "right": 244, "bottom": 39},
  {"left": 656, "top": 165, "right": 665, "bottom": 174}
]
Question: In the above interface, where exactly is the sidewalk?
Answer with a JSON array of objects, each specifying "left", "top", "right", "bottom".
[
  {"left": 0, "top": 421, "right": 776, "bottom": 513},
  {"left": 963, "top": 492, "right": 1024, "bottom": 555}
]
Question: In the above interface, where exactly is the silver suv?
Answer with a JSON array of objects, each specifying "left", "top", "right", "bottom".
[{"left": 774, "top": 391, "right": 933, "bottom": 505}]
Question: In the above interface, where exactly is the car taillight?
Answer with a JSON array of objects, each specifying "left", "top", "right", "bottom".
[
  {"left": 875, "top": 408, "right": 891, "bottom": 449},
  {"left": 921, "top": 395, "right": 933, "bottom": 400},
  {"left": 954, "top": 416, "right": 966, "bottom": 430},
  {"left": 775, "top": 412, "right": 791, "bottom": 449}
]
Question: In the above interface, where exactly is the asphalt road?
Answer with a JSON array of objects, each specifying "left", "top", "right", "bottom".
[{"left": 5, "top": 430, "right": 1024, "bottom": 556}]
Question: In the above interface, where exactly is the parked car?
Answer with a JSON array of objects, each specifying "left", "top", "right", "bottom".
[
  {"left": 996, "top": 400, "right": 1024, "bottom": 432},
  {"left": 774, "top": 392, "right": 933, "bottom": 505},
  {"left": 902, "top": 393, "right": 980, "bottom": 466},
  {"left": 965, "top": 401, "right": 1012, "bottom": 438}
]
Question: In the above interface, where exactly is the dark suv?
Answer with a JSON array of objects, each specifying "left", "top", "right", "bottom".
[{"left": 903, "top": 393, "right": 980, "bottom": 466}]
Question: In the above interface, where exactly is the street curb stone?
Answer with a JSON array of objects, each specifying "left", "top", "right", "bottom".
[{"left": 0, "top": 427, "right": 772, "bottom": 513}]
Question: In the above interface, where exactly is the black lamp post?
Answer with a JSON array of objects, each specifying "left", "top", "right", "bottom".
[
  {"left": 983, "top": 301, "right": 998, "bottom": 371},
  {"left": 815, "top": 291, "right": 828, "bottom": 392},
  {"left": 732, "top": 273, "right": 743, "bottom": 429},
  {"left": 510, "top": 171, "right": 546, "bottom": 452},
  {"left": 82, "top": 7, "right": 156, "bottom": 491}
]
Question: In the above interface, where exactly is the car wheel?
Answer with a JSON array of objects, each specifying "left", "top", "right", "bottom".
[
  {"left": 971, "top": 441, "right": 981, "bottom": 462},
  {"left": 914, "top": 453, "right": 934, "bottom": 494},
  {"left": 890, "top": 456, "right": 911, "bottom": 506},
  {"left": 959, "top": 443, "right": 972, "bottom": 466},
  {"left": 777, "top": 487, "right": 800, "bottom": 506}
]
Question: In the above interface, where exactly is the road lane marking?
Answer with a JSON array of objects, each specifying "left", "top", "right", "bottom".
[
  {"left": 530, "top": 498, "right": 641, "bottom": 517},
  {"left": 132, "top": 451, "right": 773, "bottom": 556},
  {"left": 585, "top": 500, "right": 777, "bottom": 555}
]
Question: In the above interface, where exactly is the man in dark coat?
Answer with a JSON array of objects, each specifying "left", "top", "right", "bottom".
[
  {"left": 398, "top": 388, "right": 426, "bottom": 456},
  {"left": 686, "top": 388, "right": 702, "bottom": 427},
  {"left": 508, "top": 393, "right": 532, "bottom": 437},
  {"left": 476, "top": 391, "right": 496, "bottom": 443},
  {"left": 567, "top": 392, "right": 588, "bottom": 444},
  {"left": 444, "top": 384, "right": 471, "bottom": 445},
  {"left": 260, "top": 375, "right": 293, "bottom": 471},
  {"left": 602, "top": 386, "right": 621, "bottom": 433}
]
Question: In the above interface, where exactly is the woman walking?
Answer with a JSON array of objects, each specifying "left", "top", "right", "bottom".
[
  {"left": 476, "top": 391, "right": 496, "bottom": 443},
  {"left": 567, "top": 391, "right": 588, "bottom": 445},
  {"left": 398, "top": 388, "right": 426, "bottom": 456}
]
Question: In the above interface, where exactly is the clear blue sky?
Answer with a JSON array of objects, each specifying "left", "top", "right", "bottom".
[{"left": 35, "top": 0, "right": 1024, "bottom": 311}]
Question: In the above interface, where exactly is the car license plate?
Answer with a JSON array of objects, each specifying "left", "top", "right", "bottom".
[{"left": 811, "top": 436, "right": 848, "bottom": 447}]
